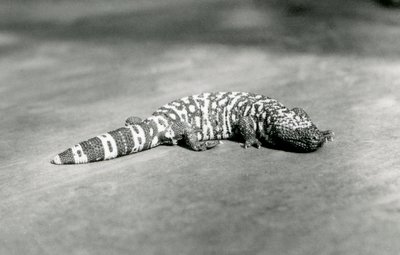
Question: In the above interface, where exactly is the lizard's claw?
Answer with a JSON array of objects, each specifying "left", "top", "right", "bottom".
[
  {"left": 205, "top": 141, "right": 220, "bottom": 149},
  {"left": 242, "top": 139, "right": 262, "bottom": 149}
]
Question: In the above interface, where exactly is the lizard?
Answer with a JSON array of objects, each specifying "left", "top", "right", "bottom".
[{"left": 51, "top": 92, "right": 334, "bottom": 165}]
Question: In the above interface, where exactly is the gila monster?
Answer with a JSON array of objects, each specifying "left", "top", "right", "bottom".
[{"left": 51, "top": 92, "right": 334, "bottom": 164}]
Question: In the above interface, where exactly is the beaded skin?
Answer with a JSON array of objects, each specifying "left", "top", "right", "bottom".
[{"left": 51, "top": 92, "right": 334, "bottom": 165}]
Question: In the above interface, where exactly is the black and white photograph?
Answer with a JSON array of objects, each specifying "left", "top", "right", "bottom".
[{"left": 1, "top": 0, "right": 400, "bottom": 254}]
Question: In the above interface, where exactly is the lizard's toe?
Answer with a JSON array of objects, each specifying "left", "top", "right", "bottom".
[
  {"left": 243, "top": 139, "right": 262, "bottom": 149},
  {"left": 205, "top": 141, "right": 220, "bottom": 149}
]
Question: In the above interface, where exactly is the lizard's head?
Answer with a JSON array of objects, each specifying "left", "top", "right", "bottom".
[
  {"left": 265, "top": 108, "right": 334, "bottom": 152},
  {"left": 272, "top": 124, "right": 334, "bottom": 152}
]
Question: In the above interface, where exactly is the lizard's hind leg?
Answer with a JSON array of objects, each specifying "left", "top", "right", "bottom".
[
  {"left": 125, "top": 116, "right": 143, "bottom": 126},
  {"left": 170, "top": 122, "right": 219, "bottom": 151},
  {"left": 183, "top": 131, "right": 220, "bottom": 151}
]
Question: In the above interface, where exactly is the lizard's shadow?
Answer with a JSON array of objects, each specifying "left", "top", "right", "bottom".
[
  {"left": 166, "top": 136, "right": 311, "bottom": 153},
  {"left": 234, "top": 137, "right": 312, "bottom": 153},
  {"left": 261, "top": 143, "right": 310, "bottom": 153}
]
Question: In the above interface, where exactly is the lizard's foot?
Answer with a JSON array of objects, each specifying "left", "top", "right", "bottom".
[
  {"left": 159, "top": 126, "right": 181, "bottom": 146},
  {"left": 321, "top": 130, "right": 334, "bottom": 142},
  {"left": 161, "top": 137, "right": 179, "bottom": 146},
  {"left": 235, "top": 115, "right": 262, "bottom": 149},
  {"left": 170, "top": 121, "right": 220, "bottom": 152},
  {"left": 205, "top": 140, "right": 220, "bottom": 149},
  {"left": 193, "top": 141, "right": 220, "bottom": 151},
  {"left": 242, "top": 138, "right": 262, "bottom": 149}
]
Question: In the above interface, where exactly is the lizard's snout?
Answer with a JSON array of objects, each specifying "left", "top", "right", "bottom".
[{"left": 321, "top": 130, "right": 335, "bottom": 143}]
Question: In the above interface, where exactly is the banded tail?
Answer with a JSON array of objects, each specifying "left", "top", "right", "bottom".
[{"left": 51, "top": 119, "right": 167, "bottom": 165}]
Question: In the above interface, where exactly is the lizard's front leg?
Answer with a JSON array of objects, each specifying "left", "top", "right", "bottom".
[{"left": 236, "top": 116, "right": 262, "bottom": 149}]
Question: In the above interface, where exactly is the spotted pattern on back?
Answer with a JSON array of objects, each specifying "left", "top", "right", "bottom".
[{"left": 153, "top": 92, "right": 291, "bottom": 141}]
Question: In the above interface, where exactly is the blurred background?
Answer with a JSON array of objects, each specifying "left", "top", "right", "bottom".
[{"left": 1, "top": 0, "right": 400, "bottom": 254}]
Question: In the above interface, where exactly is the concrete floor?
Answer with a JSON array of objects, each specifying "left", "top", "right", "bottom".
[{"left": 1, "top": 0, "right": 400, "bottom": 254}]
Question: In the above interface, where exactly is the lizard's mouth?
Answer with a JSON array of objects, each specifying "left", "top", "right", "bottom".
[
  {"left": 275, "top": 129, "right": 334, "bottom": 152},
  {"left": 306, "top": 130, "right": 335, "bottom": 151},
  {"left": 285, "top": 138, "right": 320, "bottom": 152},
  {"left": 320, "top": 130, "right": 335, "bottom": 143}
]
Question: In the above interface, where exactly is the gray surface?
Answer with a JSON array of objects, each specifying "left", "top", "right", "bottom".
[{"left": 1, "top": 0, "right": 400, "bottom": 254}]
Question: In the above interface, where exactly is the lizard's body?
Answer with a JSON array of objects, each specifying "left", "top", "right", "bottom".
[{"left": 51, "top": 92, "right": 333, "bottom": 165}]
